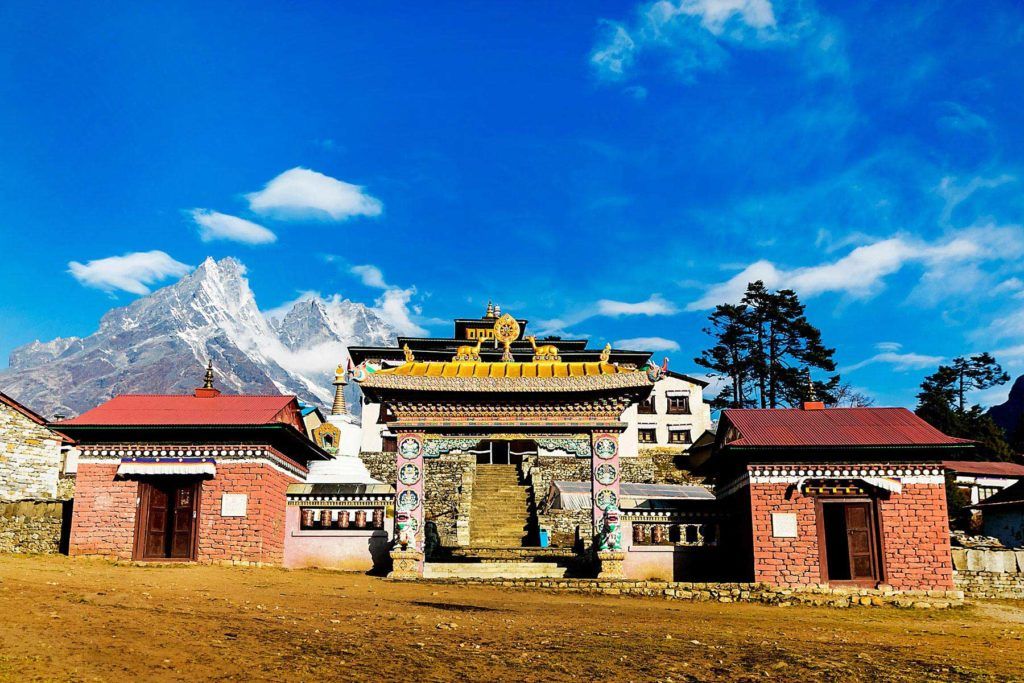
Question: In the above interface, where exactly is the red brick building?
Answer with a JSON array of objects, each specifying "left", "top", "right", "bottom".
[
  {"left": 56, "top": 385, "right": 328, "bottom": 565},
  {"left": 709, "top": 403, "right": 972, "bottom": 590}
]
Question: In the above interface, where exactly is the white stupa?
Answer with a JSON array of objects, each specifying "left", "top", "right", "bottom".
[{"left": 305, "top": 363, "right": 379, "bottom": 484}]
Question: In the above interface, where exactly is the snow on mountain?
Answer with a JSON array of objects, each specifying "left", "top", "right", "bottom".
[{"left": 0, "top": 257, "right": 397, "bottom": 419}]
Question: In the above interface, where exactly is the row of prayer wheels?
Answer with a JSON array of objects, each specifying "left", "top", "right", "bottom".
[{"left": 301, "top": 508, "right": 385, "bottom": 530}]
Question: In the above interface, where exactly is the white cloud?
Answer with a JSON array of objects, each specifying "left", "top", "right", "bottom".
[
  {"left": 246, "top": 167, "right": 383, "bottom": 221},
  {"left": 538, "top": 294, "right": 680, "bottom": 334},
  {"left": 615, "top": 336, "right": 681, "bottom": 351},
  {"left": 189, "top": 209, "right": 276, "bottom": 244},
  {"left": 375, "top": 287, "right": 426, "bottom": 337},
  {"left": 350, "top": 264, "right": 389, "bottom": 289},
  {"left": 598, "top": 294, "right": 679, "bottom": 317},
  {"left": 841, "top": 350, "right": 944, "bottom": 374},
  {"left": 68, "top": 251, "right": 192, "bottom": 295},
  {"left": 688, "top": 226, "right": 1024, "bottom": 310},
  {"left": 590, "top": 0, "right": 842, "bottom": 84}
]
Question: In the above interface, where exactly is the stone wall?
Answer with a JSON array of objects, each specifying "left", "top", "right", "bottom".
[
  {"left": 0, "top": 500, "right": 66, "bottom": 554},
  {"left": 951, "top": 547, "right": 1024, "bottom": 598},
  {"left": 528, "top": 454, "right": 659, "bottom": 548},
  {"left": 361, "top": 451, "right": 474, "bottom": 547},
  {"left": 0, "top": 400, "right": 63, "bottom": 500},
  {"left": 415, "top": 577, "right": 965, "bottom": 609}
]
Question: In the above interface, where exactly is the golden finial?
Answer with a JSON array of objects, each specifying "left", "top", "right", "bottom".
[
  {"left": 600, "top": 343, "right": 611, "bottom": 363},
  {"left": 403, "top": 344, "right": 415, "bottom": 362},
  {"left": 203, "top": 360, "right": 215, "bottom": 389},
  {"left": 492, "top": 312, "right": 520, "bottom": 362},
  {"left": 805, "top": 368, "right": 818, "bottom": 402},
  {"left": 485, "top": 300, "right": 495, "bottom": 318}
]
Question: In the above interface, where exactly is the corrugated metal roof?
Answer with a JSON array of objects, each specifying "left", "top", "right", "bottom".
[
  {"left": 943, "top": 460, "right": 1024, "bottom": 477},
  {"left": 57, "top": 394, "right": 297, "bottom": 426},
  {"left": 722, "top": 407, "right": 971, "bottom": 448}
]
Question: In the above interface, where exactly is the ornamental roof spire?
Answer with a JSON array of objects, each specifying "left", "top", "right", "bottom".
[
  {"left": 331, "top": 363, "right": 348, "bottom": 416},
  {"left": 485, "top": 300, "right": 495, "bottom": 318}
]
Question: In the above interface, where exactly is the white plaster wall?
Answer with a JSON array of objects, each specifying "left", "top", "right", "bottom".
[{"left": 623, "top": 374, "right": 713, "bottom": 452}]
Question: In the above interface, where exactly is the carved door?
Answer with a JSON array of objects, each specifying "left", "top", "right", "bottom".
[{"left": 137, "top": 479, "right": 199, "bottom": 560}]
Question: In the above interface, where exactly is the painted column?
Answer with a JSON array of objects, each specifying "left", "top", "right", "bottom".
[
  {"left": 592, "top": 431, "right": 625, "bottom": 578},
  {"left": 389, "top": 432, "right": 425, "bottom": 578}
]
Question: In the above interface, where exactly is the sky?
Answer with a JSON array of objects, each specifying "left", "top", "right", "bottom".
[{"left": 2, "top": 1, "right": 1024, "bottom": 408}]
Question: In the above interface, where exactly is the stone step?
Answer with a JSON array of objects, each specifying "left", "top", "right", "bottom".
[{"left": 422, "top": 562, "right": 567, "bottom": 580}]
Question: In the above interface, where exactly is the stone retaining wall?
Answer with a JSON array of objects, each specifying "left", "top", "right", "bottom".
[
  {"left": 952, "top": 547, "right": 1024, "bottom": 598},
  {"left": 415, "top": 577, "right": 965, "bottom": 609},
  {"left": 0, "top": 500, "right": 66, "bottom": 554}
]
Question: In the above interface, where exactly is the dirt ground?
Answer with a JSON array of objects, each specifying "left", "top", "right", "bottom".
[{"left": 0, "top": 556, "right": 1021, "bottom": 682}]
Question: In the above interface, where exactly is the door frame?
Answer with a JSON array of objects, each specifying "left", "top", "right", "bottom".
[
  {"left": 814, "top": 496, "right": 883, "bottom": 587},
  {"left": 132, "top": 478, "right": 202, "bottom": 562}
]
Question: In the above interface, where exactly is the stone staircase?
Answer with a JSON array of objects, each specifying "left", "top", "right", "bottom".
[
  {"left": 470, "top": 465, "right": 530, "bottom": 547},
  {"left": 422, "top": 561, "right": 568, "bottom": 580}
]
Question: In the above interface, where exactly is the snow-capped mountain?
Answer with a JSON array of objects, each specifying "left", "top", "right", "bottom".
[{"left": 0, "top": 257, "right": 396, "bottom": 419}]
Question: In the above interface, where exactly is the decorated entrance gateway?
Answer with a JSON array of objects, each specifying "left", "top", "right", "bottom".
[{"left": 351, "top": 308, "right": 663, "bottom": 577}]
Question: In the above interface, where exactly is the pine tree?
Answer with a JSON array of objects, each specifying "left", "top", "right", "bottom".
[
  {"left": 695, "top": 281, "right": 838, "bottom": 408},
  {"left": 915, "top": 355, "right": 1016, "bottom": 461}
]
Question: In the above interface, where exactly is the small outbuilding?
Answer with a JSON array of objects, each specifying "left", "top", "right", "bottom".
[
  {"left": 974, "top": 480, "right": 1024, "bottom": 548},
  {"left": 707, "top": 402, "right": 974, "bottom": 590}
]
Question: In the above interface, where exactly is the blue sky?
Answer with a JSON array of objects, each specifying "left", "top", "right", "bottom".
[{"left": 2, "top": 1, "right": 1024, "bottom": 408}]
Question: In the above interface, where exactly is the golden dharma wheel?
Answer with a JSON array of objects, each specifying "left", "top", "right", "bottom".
[{"left": 492, "top": 313, "right": 520, "bottom": 344}]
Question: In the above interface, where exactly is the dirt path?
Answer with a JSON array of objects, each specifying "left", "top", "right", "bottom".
[{"left": 0, "top": 555, "right": 1020, "bottom": 682}]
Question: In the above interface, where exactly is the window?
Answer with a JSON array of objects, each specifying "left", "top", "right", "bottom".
[
  {"left": 977, "top": 486, "right": 1000, "bottom": 501},
  {"left": 382, "top": 435, "right": 398, "bottom": 453},
  {"left": 667, "top": 394, "right": 691, "bottom": 414},
  {"left": 638, "top": 428, "right": 656, "bottom": 444},
  {"left": 669, "top": 429, "right": 692, "bottom": 444},
  {"left": 638, "top": 395, "right": 655, "bottom": 414}
]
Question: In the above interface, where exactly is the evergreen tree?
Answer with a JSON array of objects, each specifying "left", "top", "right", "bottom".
[
  {"left": 915, "top": 355, "right": 1016, "bottom": 461},
  {"left": 695, "top": 281, "right": 838, "bottom": 408}
]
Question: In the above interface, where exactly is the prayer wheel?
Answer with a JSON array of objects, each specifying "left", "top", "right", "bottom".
[
  {"left": 355, "top": 510, "right": 367, "bottom": 528},
  {"left": 321, "top": 510, "right": 334, "bottom": 529},
  {"left": 372, "top": 508, "right": 384, "bottom": 529},
  {"left": 652, "top": 524, "right": 665, "bottom": 544},
  {"left": 301, "top": 508, "right": 316, "bottom": 528},
  {"left": 339, "top": 510, "right": 350, "bottom": 529},
  {"left": 632, "top": 523, "right": 644, "bottom": 544}
]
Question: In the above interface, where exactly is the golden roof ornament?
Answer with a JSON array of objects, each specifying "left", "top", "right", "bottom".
[
  {"left": 600, "top": 343, "right": 611, "bottom": 363},
  {"left": 403, "top": 344, "right": 415, "bottom": 363},
  {"left": 527, "top": 335, "right": 560, "bottom": 362},
  {"left": 203, "top": 360, "right": 215, "bottom": 389},
  {"left": 492, "top": 312, "right": 519, "bottom": 362},
  {"left": 485, "top": 300, "right": 495, "bottom": 318}
]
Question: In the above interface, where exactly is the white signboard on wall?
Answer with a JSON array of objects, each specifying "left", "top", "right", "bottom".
[
  {"left": 771, "top": 512, "right": 797, "bottom": 538},
  {"left": 221, "top": 493, "right": 248, "bottom": 517}
]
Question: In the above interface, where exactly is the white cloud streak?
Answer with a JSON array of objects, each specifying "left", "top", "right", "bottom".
[
  {"left": 190, "top": 209, "right": 276, "bottom": 244},
  {"left": 688, "top": 225, "right": 1024, "bottom": 310},
  {"left": 68, "top": 251, "right": 192, "bottom": 296},
  {"left": 615, "top": 336, "right": 681, "bottom": 351},
  {"left": 350, "top": 264, "right": 389, "bottom": 289},
  {"left": 590, "top": 0, "right": 843, "bottom": 83},
  {"left": 345, "top": 263, "right": 426, "bottom": 336},
  {"left": 246, "top": 167, "right": 383, "bottom": 221},
  {"left": 538, "top": 294, "right": 679, "bottom": 334}
]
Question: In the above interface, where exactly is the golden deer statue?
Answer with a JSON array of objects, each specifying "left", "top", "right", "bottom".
[
  {"left": 526, "top": 336, "right": 560, "bottom": 361},
  {"left": 454, "top": 337, "right": 484, "bottom": 361}
]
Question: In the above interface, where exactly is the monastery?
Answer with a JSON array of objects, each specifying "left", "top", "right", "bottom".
[{"left": 53, "top": 305, "right": 971, "bottom": 592}]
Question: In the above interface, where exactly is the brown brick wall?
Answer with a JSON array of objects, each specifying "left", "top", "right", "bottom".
[
  {"left": 749, "top": 470, "right": 953, "bottom": 591},
  {"left": 750, "top": 482, "right": 820, "bottom": 586},
  {"left": 877, "top": 483, "right": 954, "bottom": 590},
  {"left": 69, "top": 463, "right": 138, "bottom": 560},
  {"left": 69, "top": 457, "right": 298, "bottom": 565},
  {"left": 196, "top": 463, "right": 296, "bottom": 565}
]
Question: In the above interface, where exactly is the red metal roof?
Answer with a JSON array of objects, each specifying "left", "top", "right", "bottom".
[
  {"left": 721, "top": 407, "right": 972, "bottom": 448},
  {"left": 57, "top": 394, "right": 299, "bottom": 427},
  {"left": 942, "top": 460, "right": 1024, "bottom": 478}
]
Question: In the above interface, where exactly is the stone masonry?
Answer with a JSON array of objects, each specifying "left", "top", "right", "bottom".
[{"left": 0, "top": 398, "right": 63, "bottom": 501}]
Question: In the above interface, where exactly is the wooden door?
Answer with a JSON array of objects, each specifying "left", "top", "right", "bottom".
[
  {"left": 137, "top": 479, "right": 198, "bottom": 560},
  {"left": 170, "top": 484, "right": 197, "bottom": 558},
  {"left": 845, "top": 503, "right": 874, "bottom": 581},
  {"left": 142, "top": 484, "right": 171, "bottom": 558}
]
